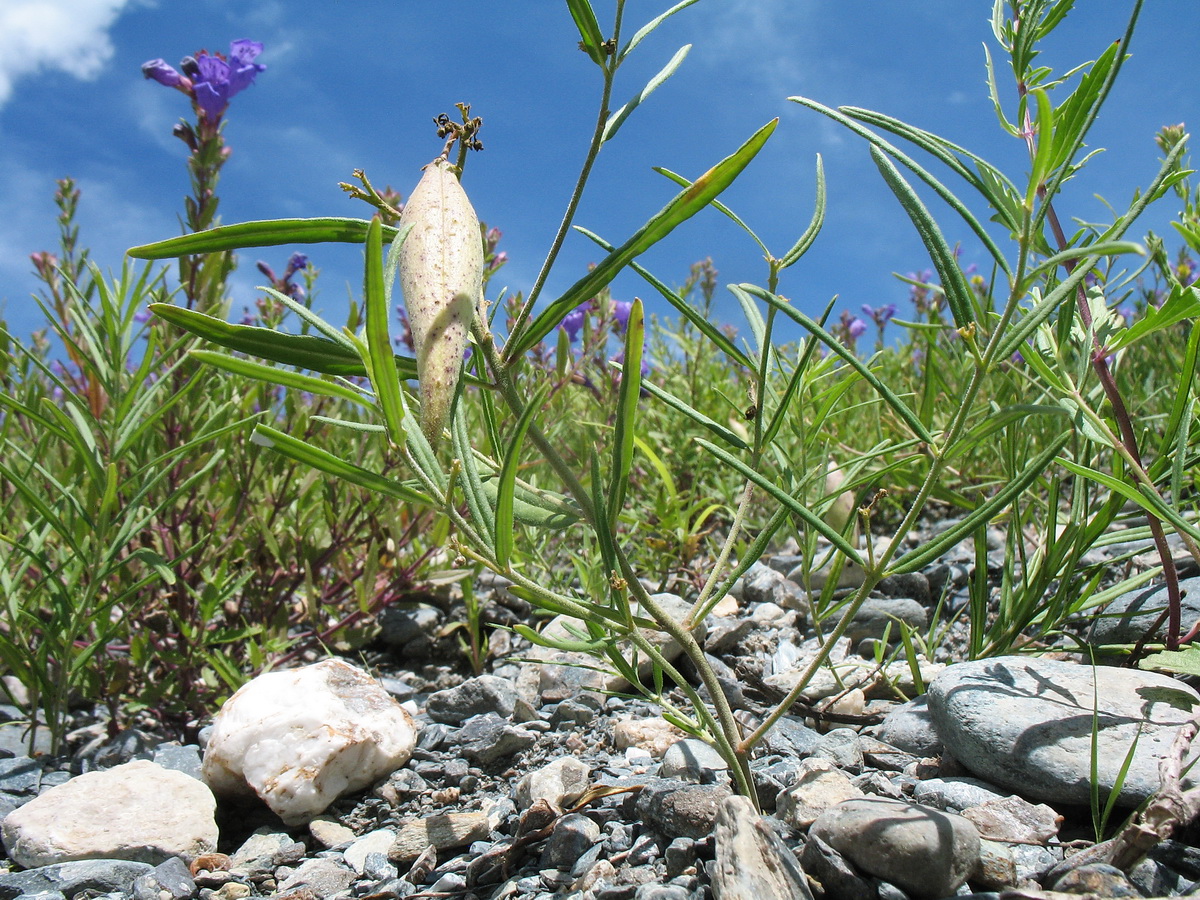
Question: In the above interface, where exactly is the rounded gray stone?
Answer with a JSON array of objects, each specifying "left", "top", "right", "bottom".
[
  {"left": 1089, "top": 576, "right": 1200, "bottom": 646},
  {"left": 911, "top": 777, "right": 1007, "bottom": 813},
  {"left": 846, "top": 597, "right": 927, "bottom": 643},
  {"left": 659, "top": 739, "right": 729, "bottom": 780},
  {"left": 809, "top": 797, "right": 980, "bottom": 899},
  {"left": 876, "top": 695, "right": 942, "bottom": 756},
  {"left": 425, "top": 675, "right": 519, "bottom": 724},
  {"left": 927, "top": 656, "right": 1200, "bottom": 807}
]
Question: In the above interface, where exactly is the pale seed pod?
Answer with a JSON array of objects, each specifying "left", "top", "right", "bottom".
[{"left": 398, "top": 157, "right": 483, "bottom": 444}]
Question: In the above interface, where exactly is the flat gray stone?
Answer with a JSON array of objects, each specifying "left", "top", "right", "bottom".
[
  {"left": 927, "top": 656, "right": 1200, "bottom": 807},
  {"left": 1089, "top": 576, "right": 1200, "bottom": 646},
  {"left": 846, "top": 597, "right": 927, "bottom": 643},
  {"left": 425, "top": 675, "right": 518, "bottom": 724},
  {"left": 809, "top": 797, "right": 980, "bottom": 899},
  {"left": 711, "top": 795, "right": 814, "bottom": 900},
  {"left": 876, "top": 695, "right": 942, "bottom": 756},
  {"left": 0, "top": 860, "right": 153, "bottom": 900}
]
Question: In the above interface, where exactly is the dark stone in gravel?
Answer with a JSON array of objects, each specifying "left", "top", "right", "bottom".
[
  {"left": 0, "top": 758, "right": 40, "bottom": 795},
  {"left": 0, "top": 860, "right": 153, "bottom": 900},
  {"left": 876, "top": 572, "right": 931, "bottom": 606},
  {"left": 635, "top": 780, "right": 731, "bottom": 840},
  {"left": 456, "top": 713, "right": 536, "bottom": 765},
  {"left": 378, "top": 606, "right": 442, "bottom": 648},
  {"left": 130, "top": 857, "right": 195, "bottom": 900},
  {"left": 426, "top": 675, "right": 519, "bottom": 724},
  {"left": 541, "top": 813, "right": 601, "bottom": 869},
  {"left": 151, "top": 744, "right": 203, "bottom": 781},
  {"left": 1050, "top": 862, "right": 1141, "bottom": 897},
  {"left": 1089, "top": 576, "right": 1200, "bottom": 646},
  {"left": 799, "top": 833, "right": 876, "bottom": 900},
  {"left": 846, "top": 597, "right": 928, "bottom": 643},
  {"left": 876, "top": 696, "right": 941, "bottom": 757},
  {"left": 761, "top": 716, "right": 822, "bottom": 758}
]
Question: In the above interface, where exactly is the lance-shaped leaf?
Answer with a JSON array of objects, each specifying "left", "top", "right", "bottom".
[
  {"left": 250, "top": 423, "right": 430, "bottom": 505},
  {"left": 189, "top": 350, "right": 369, "bottom": 407},
  {"left": 618, "top": 0, "right": 700, "bottom": 61},
  {"left": 607, "top": 298, "right": 644, "bottom": 529},
  {"left": 565, "top": 0, "right": 607, "bottom": 65},
  {"left": 363, "top": 217, "right": 407, "bottom": 445},
  {"left": 870, "top": 145, "right": 974, "bottom": 330},
  {"left": 149, "top": 303, "right": 418, "bottom": 379},
  {"left": 512, "top": 118, "right": 777, "bottom": 359},
  {"left": 888, "top": 434, "right": 1072, "bottom": 574},
  {"left": 604, "top": 44, "right": 691, "bottom": 143},
  {"left": 128, "top": 217, "right": 396, "bottom": 258},
  {"left": 496, "top": 382, "right": 551, "bottom": 569}
]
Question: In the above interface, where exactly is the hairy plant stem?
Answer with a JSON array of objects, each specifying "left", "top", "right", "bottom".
[
  {"left": 504, "top": 4, "right": 624, "bottom": 362},
  {"left": 474, "top": 321, "right": 756, "bottom": 800}
]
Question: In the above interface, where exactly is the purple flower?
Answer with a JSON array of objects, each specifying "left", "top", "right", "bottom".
[
  {"left": 561, "top": 303, "right": 588, "bottom": 343},
  {"left": 285, "top": 253, "right": 309, "bottom": 278},
  {"left": 847, "top": 317, "right": 867, "bottom": 339},
  {"left": 142, "top": 58, "right": 184, "bottom": 88},
  {"left": 612, "top": 300, "right": 633, "bottom": 333},
  {"left": 144, "top": 40, "right": 264, "bottom": 119},
  {"left": 192, "top": 40, "right": 265, "bottom": 117},
  {"left": 862, "top": 303, "right": 898, "bottom": 328}
]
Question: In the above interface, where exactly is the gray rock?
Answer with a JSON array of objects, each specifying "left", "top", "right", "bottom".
[
  {"left": 876, "top": 696, "right": 942, "bottom": 757},
  {"left": 1010, "top": 841, "right": 1060, "bottom": 883},
  {"left": 425, "top": 675, "right": 519, "bottom": 724},
  {"left": 809, "top": 797, "right": 980, "bottom": 899},
  {"left": 515, "top": 757, "right": 590, "bottom": 809},
  {"left": 456, "top": 713, "right": 537, "bottom": 765},
  {"left": 664, "top": 837, "right": 697, "bottom": 878},
  {"left": 541, "top": 813, "right": 601, "bottom": 869},
  {"left": 846, "top": 597, "right": 927, "bottom": 643},
  {"left": 876, "top": 572, "right": 931, "bottom": 607},
  {"left": 911, "top": 777, "right": 1007, "bottom": 813},
  {"left": 927, "top": 656, "right": 1200, "bottom": 807},
  {"left": 130, "top": 857, "right": 195, "bottom": 900},
  {"left": 635, "top": 779, "right": 732, "bottom": 840},
  {"left": 799, "top": 833, "right": 875, "bottom": 900},
  {"left": 0, "top": 860, "right": 153, "bottom": 900},
  {"left": 1050, "top": 862, "right": 1140, "bottom": 897},
  {"left": 229, "top": 829, "right": 306, "bottom": 876},
  {"left": 659, "top": 739, "right": 729, "bottom": 781},
  {"left": 1089, "top": 576, "right": 1200, "bottom": 646},
  {"left": 150, "top": 745, "right": 204, "bottom": 781},
  {"left": 275, "top": 858, "right": 356, "bottom": 898},
  {"left": 378, "top": 605, "right": 442, "bottom": 648},
  {"left": 960, "top": 795, "right": 1061, "bottom": 844},
  {"left": 711, "top": 795, "right": 814, "bottom": 900},
  {"left": 634, "top": 886, "right": 691, "bottom": 900},
  {"left": 814, "top": 728, "right": 863, "bottom": 772},
  {"left": 762, "top": 716, "right": 822, "bottom": 758},
  {"left": 0, "top": 757, "right": 40, "bottom": 795}
]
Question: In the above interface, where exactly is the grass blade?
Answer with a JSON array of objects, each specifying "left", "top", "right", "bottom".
[
  {"left": 607, "top": 298, "right": 644, "bottom": 528},
  {"left": 128, "top": 217, "right": 395, "bottom": 258}
]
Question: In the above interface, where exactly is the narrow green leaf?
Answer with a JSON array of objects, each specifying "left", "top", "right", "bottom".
[
  {"left": 496, "top": 383, "right": 551, "bottom": 568},
  {"left": 513, "top": 118, "right": 777, "bottom": 358},
  {"left": 574, "top": 227, "right": 752, "bottom": 369},
  {"left": 250, "top": 423, "right": 429, "bottom": 504},
  {"left": 1027, "top": 88, "right": 1056, "bottom": 205},
  {"left": 608, "top": 298, "right": 644, "bottom": 528},
  {"left": 1023, "top": 240, "right": 1144, "bottom": 284},
  {"left": 780, "top": 154, "right": 827, "bottom": 267},
  {"left": 128, "top": 217, "right": 394, "bottom": 259},
  {"left": 637, "top": 378, "right": 749, "bottom": 450},
  {"left": 363, "top": 217, "right": 407, "bottom": 445},
  {"left": 1108, "top": 283, "right": 1200, "bottom": 352},
  {"left": 870, "top": 146, "right": 974, "bottom": 329},
  {"left": 889, "top": 434, "right": 1071, "bottom": 574},
  {"left": 696, "top": 438, "right": 864, "bottom": 565},
  {"left": 653, "top": 166, "right": 769, "bottom": 257},
  {"left": 604, "top": 44, "right": 691, "bottom": 143},
  {"left": 739, "top": 283, "right": 935, "bottom": 445},
  {"left": 618, "top": 0, "right": 700, "bottom": 61},
  {"left": 452, "top": 404, "right": 495, "bottom": 542},
  {"left": 565, "top": 0, "right": 607, "bottom": 65},
  {"left": 150, "top": 303, "right": 418, "bottom": 378},
  {"left": 797, "top": 98, "right": 1015, "bottom": 274},
  {"left": 189, "top": 350, "right": 369, "bottom": 406}
]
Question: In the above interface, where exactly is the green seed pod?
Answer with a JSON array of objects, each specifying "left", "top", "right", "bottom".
[{"left": 398, "top": 157, "right": 483, "bottom": 444}]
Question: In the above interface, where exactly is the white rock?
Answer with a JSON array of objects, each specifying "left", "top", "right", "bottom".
[
  {"left": 202, "top": 659, "right": 419, "bottom": 825},
  {"left": 613, "top": 718, "right": 688, "bottom": 758},
  {"left": 1, "top": 759, "right": 217, "bottom": 867},
  {"left": 515, "top": 757, "right": 591, "bottom": 810}
]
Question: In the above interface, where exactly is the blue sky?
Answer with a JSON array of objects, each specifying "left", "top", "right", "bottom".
[{"left": 1, "top": 1, "right": 1197, "bottom": 348}]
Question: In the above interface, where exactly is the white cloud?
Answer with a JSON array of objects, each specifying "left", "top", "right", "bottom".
[{"left": 0, "top": 0, "right": 138, "bottom": 109}]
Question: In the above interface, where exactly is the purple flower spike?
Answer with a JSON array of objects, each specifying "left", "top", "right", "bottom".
[
  {"left": 847, "top": 317, "right": 867, "bottom": 339},
  {"left": 286, "top": 253, "right": 310, "bottom": 275},
  {"left": 142, "top": 59, "right": 184, "bottom": 88},
  {"left": 191, "top": 40, "right": 266, "bottom": 117},
  {"left": 561, "top": 303, "right": 588, "bottom": 343},
  {"left": 612, "top": 300, "right": 633, "bottom": 333}
]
